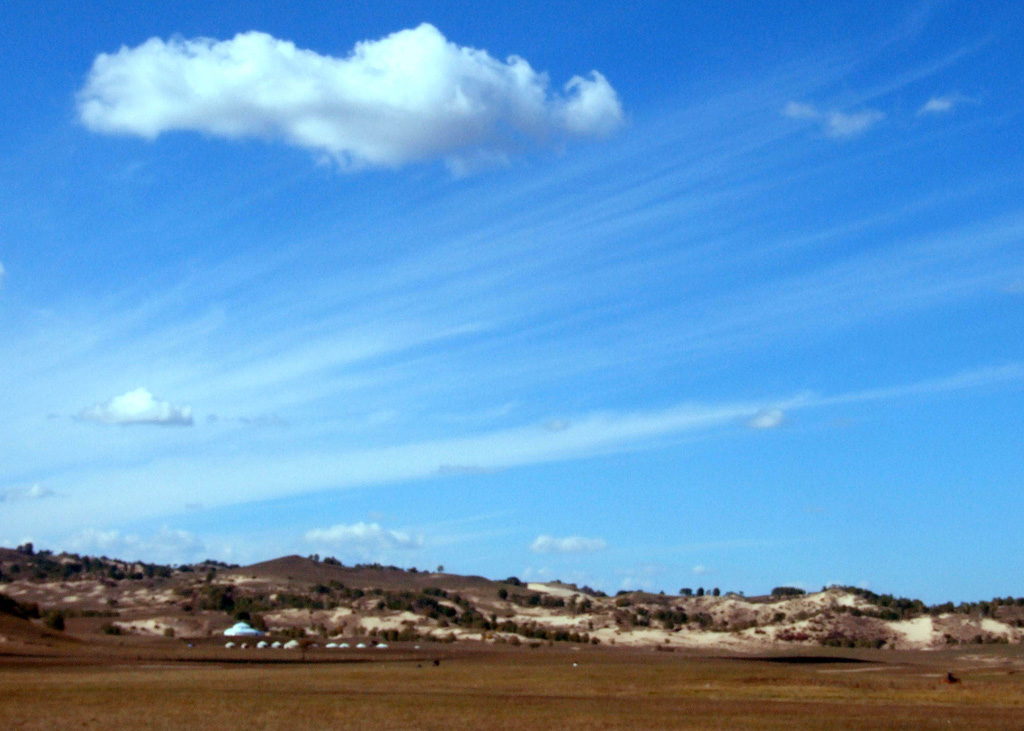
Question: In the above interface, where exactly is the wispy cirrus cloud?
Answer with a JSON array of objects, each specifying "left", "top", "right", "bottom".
[
  {"left": 783, "top": 101, "right": 885, "bottom": 137},
  {"left": 781, "top": 101, "right": 819, "bottom": 120},
  {"left": 747, "top": 408, "right": 785, "bottom": 429},
  {"left": 0, "top": 483, "right": 56, "bottom": 503},
  {"left": 77, "top": 387, "right": 193, "bottom": 426},
  {"left": 918, "top": 93, "right": 971, "bottom": 115},
  {"left": 77, "top": 24, "right": 624, "bottom": 171},
  {"left": 825, "top": 109, "right": 885, "bottom": 137},
  {"left": 531, "top": 535, "right": 607, "bottom": 554}
]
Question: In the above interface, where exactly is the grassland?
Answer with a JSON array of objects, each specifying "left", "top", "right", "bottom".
[{"left": 3, "top": 645, "right": 1024, "bottom": 730}]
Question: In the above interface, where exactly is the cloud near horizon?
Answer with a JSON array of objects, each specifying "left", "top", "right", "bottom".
[
  {"left": 65, "top": 526, "right": 205, "bottom": 563},
  {"left": 305, "top": 522, "right": 423, "bottom": 551},
  {"left": 77, "top": 24, "right": 624, "bottom": 170},
  {"left": 531, "top": 535, "right": 607, "bottom": 554},
  {"left": 78, "top": 387, "right": 193, "bottom": 426}
]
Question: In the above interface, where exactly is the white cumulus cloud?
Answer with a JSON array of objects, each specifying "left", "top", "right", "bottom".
[
  {"left": 305, "top": 521, "right": 422, "bottom": 551},
  {"left": 747, "top": 408, "right": 785, "bottom": 429},
  {"left": 530, "top": 534, "right": 607, "bottom": 554},
  {"left": 78, "top": 387, "right": 193, "bottom": 426},
  {"left": 77, "top": 24, "right": 624, "bottom": 170}
]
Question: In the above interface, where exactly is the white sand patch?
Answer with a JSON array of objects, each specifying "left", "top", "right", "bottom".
[
  {"left": 890, "top": 616, "right": 937, "bottom": 648},
  {"left": 358, "top": 612, "right": 422, "bottom": 632},
  {"left": 831, "top": 593, "right": 865, "bottom": 608},
  {"left": 981, "top": 618, "right": 1014, "bottom": 638},
  {"left": 114, "top": 618, "right": 172, "bottom": 636},
  {"left": 264, "top": 607, "right": 354, "bottom": 631},
  {"left": 527, "top": 583, "right": 581, "bottom": 599}
]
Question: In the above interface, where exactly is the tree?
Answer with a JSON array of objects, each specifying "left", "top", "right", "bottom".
[
  {"left": 712, "top": 587, "right": 720, "bottom": 597},
  {"left": 696, "top": 587, "right": 705, "bottom": 597},
  {"left": 680, "top": 588, "right": 693, "bottom": 597}
]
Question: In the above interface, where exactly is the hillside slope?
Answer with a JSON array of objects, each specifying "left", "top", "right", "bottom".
[{"left": 2, "top": 547, "right": 1022, "bottom": 651}]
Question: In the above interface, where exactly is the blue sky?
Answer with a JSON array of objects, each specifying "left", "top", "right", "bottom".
[{"left": 1, "top": 1, "right": 1022, "bottom": 602}]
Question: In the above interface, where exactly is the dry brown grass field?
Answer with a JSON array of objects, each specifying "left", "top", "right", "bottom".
[{"left": 3, "top": 644, "right": 1024, "bottom": 730}]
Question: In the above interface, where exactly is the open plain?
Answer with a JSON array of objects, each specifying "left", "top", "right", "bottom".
[{"left": 4, "top": 643, "right": 1024, "bottom": 730}]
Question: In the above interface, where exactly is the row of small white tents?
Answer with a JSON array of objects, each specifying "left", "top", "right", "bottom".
[{"left": 223, "top": 640, "right": 390, "bottom": 650}]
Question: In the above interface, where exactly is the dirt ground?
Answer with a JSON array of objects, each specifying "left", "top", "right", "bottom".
[{"left": 3, "top": 642, "right": 1024, "bottom": 730}]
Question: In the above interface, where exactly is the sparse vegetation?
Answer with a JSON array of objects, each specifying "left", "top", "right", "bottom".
[{"left": 5, "top": 544, "right": 1024, "bottom": 653}]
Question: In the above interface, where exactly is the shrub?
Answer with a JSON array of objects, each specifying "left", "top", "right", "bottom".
[
  {"left": 0, "top": 593, "right": 40, "bottom": 619},
  {"left": 43, "top": 610, "right": 65, "bottom": 631}
]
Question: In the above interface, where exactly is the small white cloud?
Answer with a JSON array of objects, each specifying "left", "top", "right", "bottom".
[
  {"left": 0, "top": 483, "right": 56, "bottom": 503},
  {"left": 784, "top": 102, "right": 883, "bottom": 138},
  {"left": 305, "top": 521, "right": 422, "bottom": 551},
  {"left": 78, "top": 387, "right": 193, "bottom": 426},
  {"left": 782, "top": 101, "right": 820, "bottom": 120},
  {"left": 77, "top": 25, "right": 624, "bottom": 171},
  {"left": 530, "top": 534, "right": 607, "bottom": 554},
  {"left": 747, "top": 408, "right": 785, "bottom": 429},
  {"left": 825, "top": 109, "right": 885, "bottom": 138},
  {"left": 545, "top": 419, "right": 570, "bottom": 432},
  {"left": 557, "top": 71, "right": 624, "bottom": 136},
  {"left": 692, "top": 564, "right": 713, "bottom": 576},
  {"left": 918, "top": 93, "right": 973, "bottom": 116}
]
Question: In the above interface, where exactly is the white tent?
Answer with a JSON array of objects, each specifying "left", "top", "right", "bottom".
[
  {"left": 224, "top": 621, "right": 265, "bottom": 637},
  {"left": 271, "top": 641, "right": 283, "bottom": 649},
  {"left": 356, "top": 643, "right": 367, "bottom": 649},
  {"left": 376, "top": 643, "right": 389, "bottom": 649},
  {"left": 257, "top": 641, "right": 269, "bottom": 649},
  {"left": 224, "top": 642, "right": 236, "bottom": 648},
  {"left": 326, "top": 642, "right": 338, "bottom": 648},
  {"left": 339, "top": 642, "right": 350, "bottom": 648},
  {"left": 283, "top": 639, "right": 301, "bottom": 649}
]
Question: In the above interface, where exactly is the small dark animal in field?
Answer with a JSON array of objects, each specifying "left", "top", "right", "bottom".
[
  {"left": 945, "top": 672, "right": 960, "bottom": 684},
  {"left": 433, "top": 659, "right": 441, "bottom": 667}
]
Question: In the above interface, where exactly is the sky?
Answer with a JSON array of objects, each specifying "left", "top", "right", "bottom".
[{"left": 1, "top": 1, "right": 1022, "bottom": 603}]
